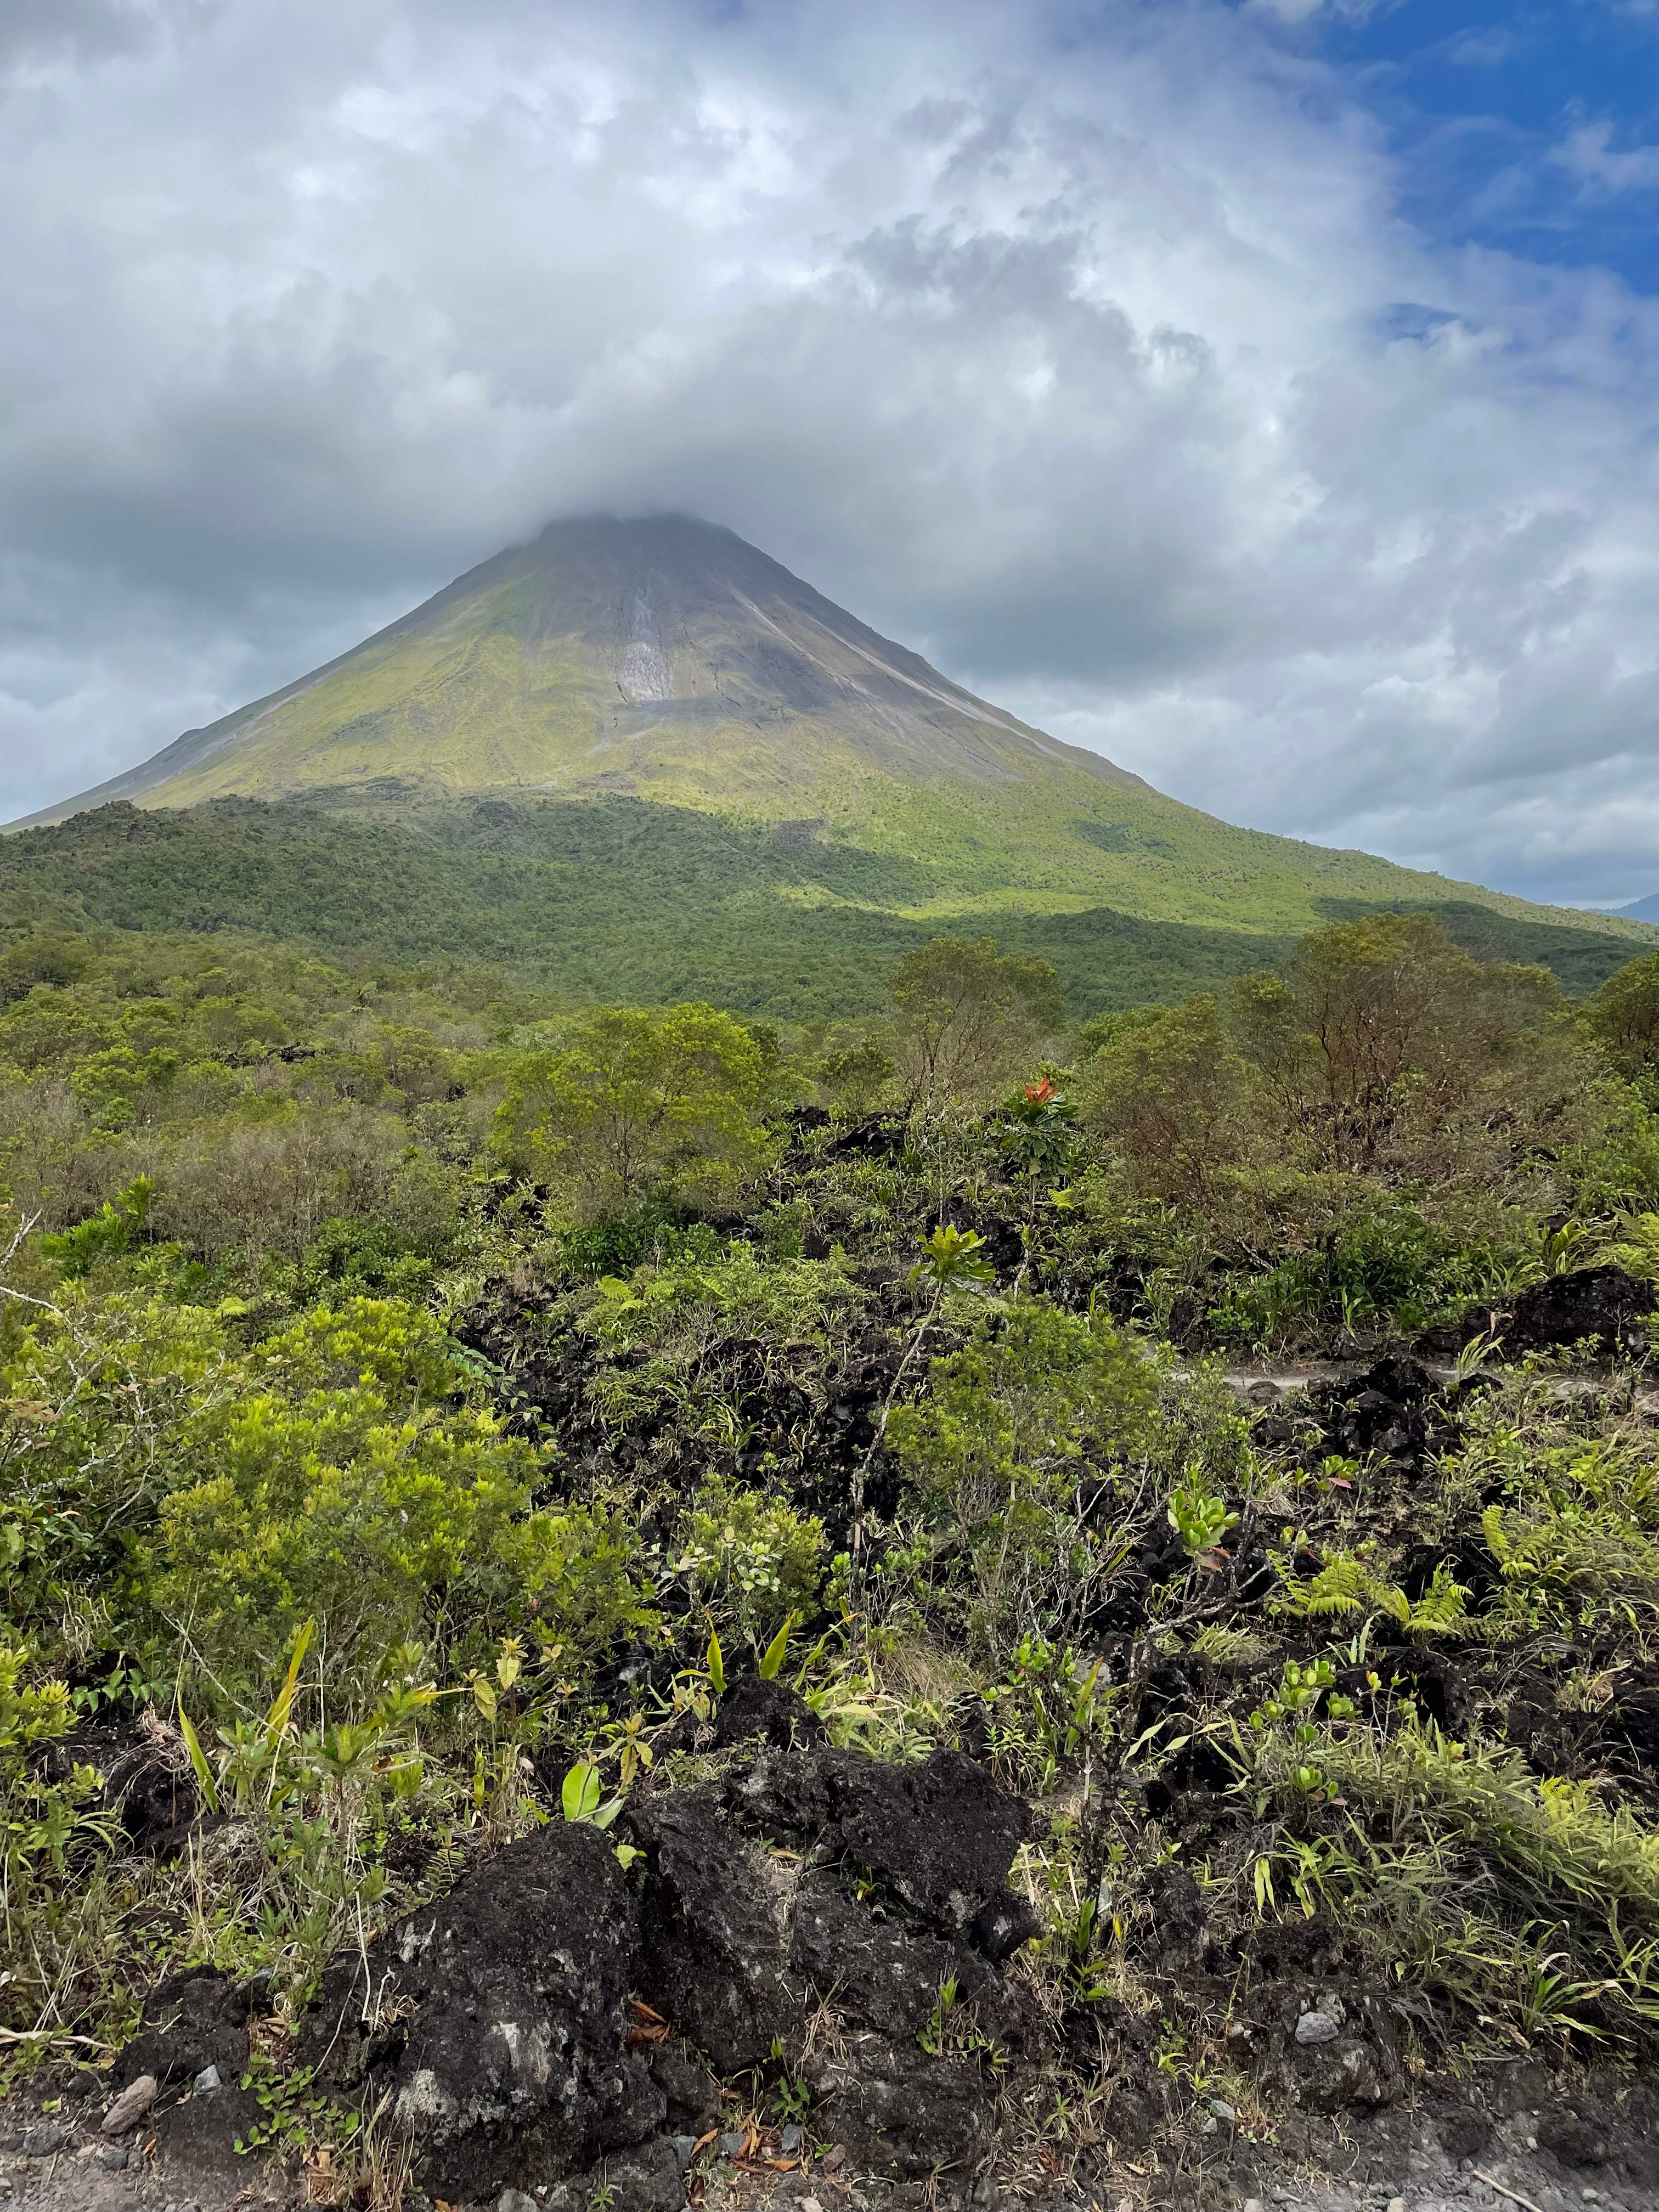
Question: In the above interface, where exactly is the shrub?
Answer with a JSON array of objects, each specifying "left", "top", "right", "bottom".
[
  {"left": 143, "top": 1103, "right": 408, "bottom": 1265},
  {"left": 138, "top": 1381, "right": 539, "bottom": 1701},
  {"left": 673, "top": 1479, "right": 825, "bottom": 1641},
  {"left": 890, "top": 938, "right": 1063, "bottom": 1115},
  {"left": 496, "top": 1002, "right": 776, "bottom": 1217},
  {"left": 1077, "top": 995, "right": 1259, "bottom": 1205},
  {"left": 0, "top": 1643, "right": 116, "bottom": 2025},
  {"left": 889, "top": 1299, "right": 1163, "bottom": 1652},
  {"left": 523, "top": 1505, "right": 657, "bottom": 1673},
  {"left": 1, "top": 1289, "right": 238, "bottom": 1649},
  {"left": 1582, "top": 949, "right": 1659, "bottom": 1094},
  {"left": 1230, "top": 915, "right": 1576, "bottom": 1182}
]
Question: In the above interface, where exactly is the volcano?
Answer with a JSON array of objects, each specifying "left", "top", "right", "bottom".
[
  {"left": 18, "top": 514, "right": 1140, "bottom": 822},
  {"left": 9, "top": 514, "right": 1651, "bottom": 1008}
]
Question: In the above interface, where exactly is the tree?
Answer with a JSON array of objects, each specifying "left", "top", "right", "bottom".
[
  {"left": 1583, "top": 951, "right": 1659, "bottom": 1094},
  {"left": 890, "top": 938, "right": 1063, "bottom": 1113},
  {"left": 1229, "top": 914, "right": 1562, "bottom": 1177},
  {"left": 495, "top": 1002, "right": 774, "bottom": 1217},
  {"left": 1077, "top": 995, "right": 1259, "bottom": 1204}
]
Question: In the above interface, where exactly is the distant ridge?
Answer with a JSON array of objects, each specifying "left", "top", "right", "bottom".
[{"left": 11, "top": 512, "right": 1654, "bottom": 997}]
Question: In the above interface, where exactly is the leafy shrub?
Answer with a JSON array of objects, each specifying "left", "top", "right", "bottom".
[
  {"left": 1231, "top": 915, "right": 1570, "bottom": 1177},
  {"left": 816, "top": 1037, "right": 897, "bottom": 1118},
  {"left": 0, "top": 1644, "right": 116, "bottom": 2027},
  {"left": 889, "top": 1299, "right": 1165, "bottom": 1652},
  {"left": 496, "top": 1002, "right": 778, "bottom": 1217},
  {"left": 1452, "top": 1367, "right": 1659, "bottom": 1630},
  {"left": 557, "top": 1193, "right": 688, "bottom": 1279},
  {"left": 139, "top": 1383, "right": 539, "bottom": 1700},
  {"left": 1077, "top": 995, "right": 1258, "bottom": 1205},
  {"left": 38, "top": 1172, "right": 155, "bottom": 1279},
  {"left": 673, "top": 1479, "right": 825, "bottom": 1640},
  {"left": 143, "top": 1103, "right": 409, "bottom": 1265},
  {"left": 1207, "top": 1192, "right": 1511, "bottom": 1348},
  {"left": 890, "top": 938, "right": 1063, "bottom": 1114},
  {"left": 1, "top": 1289, "right": 238, "bottom": 1649},
  {"left": 579, "top": 1240, "right": 864, "bottom": 1436},
  {"left": 1582, "top": 949, "right": 1659, "bottom": 1095}
]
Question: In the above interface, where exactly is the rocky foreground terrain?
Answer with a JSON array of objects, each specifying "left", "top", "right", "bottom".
[{"left": 8, "top": 1589, "right": 1659, "bottom": 2212}]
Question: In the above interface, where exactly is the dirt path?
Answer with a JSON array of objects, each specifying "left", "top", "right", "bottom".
[{"left": 4, "top": 2094, "right": 1658, "bottom": 2212}]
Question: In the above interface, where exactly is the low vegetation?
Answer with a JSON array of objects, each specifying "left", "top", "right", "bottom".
[
  {"left": 7, "top": 910, "right": 1659, "bottom": 2198},
  {"left": 1, "top": 791, "right": 1651, "bottom": 1023}
]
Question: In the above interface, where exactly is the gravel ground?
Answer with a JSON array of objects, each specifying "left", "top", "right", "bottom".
[
  {"left": 2, "top": 2089, "right": 1655, "bottom": 2212},
  {"left": 3, "top": 2123, "right": 1654, "bottom": 2212}
]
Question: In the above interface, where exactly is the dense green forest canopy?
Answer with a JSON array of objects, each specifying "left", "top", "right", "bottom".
[
  {"left": 10, "top": 907, "right": 1659, "bottom": 2195},
  {"left": 1, "top": 793, "right": 1649, "bottom": 1020}
]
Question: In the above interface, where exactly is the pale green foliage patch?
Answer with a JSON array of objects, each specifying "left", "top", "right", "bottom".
[{"left": 495, "top": 1001, "right": 780, "bottom": 1217}]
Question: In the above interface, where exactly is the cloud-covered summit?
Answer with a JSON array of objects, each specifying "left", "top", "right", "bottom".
[{"left": 2, "top": 0, "right": 1657, "bottom": 906}]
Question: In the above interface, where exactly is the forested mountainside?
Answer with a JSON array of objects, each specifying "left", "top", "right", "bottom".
[
  {"left": 15, "top": 514, "right": 1649, "bottom": 1029},
  {"left": 1, "top": 793, "right": 1649, "bottom": 1022},
  {"left": 9, "top": 908, "right": 1659, "bottom": 2207}
]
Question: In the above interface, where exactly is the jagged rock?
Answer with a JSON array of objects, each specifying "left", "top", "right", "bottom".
[
  {"left": 1501, "top": 1265, "right": 1652, "bottom": 1356},
  {"left": 1286, "top": 1991, "right": 1402, "bottom": 2113},
  {"left": 821, "top": 1746, "right": 1031, "bottom": 1936},
  {"left": 115, "top": 1965, "right": 249, "bottom": 2088},
  {"left": 712, "top": 1675, "right": 826, "bottom": 1751},
  {"left": 789, "top": 1878, "right": 963, "bottom": 2040},
  {"left": 811, "top": 2031, "right": 990, "bottom": 2176},
  {"left": 300, "top": 1819, "right": 660, "bottom": 2202},
  {"left": 969, "top": 1884, "right": 1045, "bottom": 1963},
  {"left": 725, "top": 1742, "right": 834, "bottom": 1838},
  {"left": 646, "top": 2039, "right": 719, "bottom": 2129},
  {"left": 1290, "top": 2033, "right": 1396, "bottom": 2111},
  {"left": 627, "top": 1786, "right": 799, "bottom": 2070},
  {"left": 1302, "top": 1356, "right": 1458, "bottom": 1476},
  {"left": 538, "top": 2139, "right": 685, "bottom": 2212},
  {"left": 1436, "top": 2107, "right": 1493, "bottom": 2164}
]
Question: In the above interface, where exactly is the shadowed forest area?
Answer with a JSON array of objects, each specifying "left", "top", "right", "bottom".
[
  {"left": 0, "top": 795, "right": 1647, "bottom": 1020},
  {"left": 9, "top": 910, "right": 1659, "bottom": 2208}
]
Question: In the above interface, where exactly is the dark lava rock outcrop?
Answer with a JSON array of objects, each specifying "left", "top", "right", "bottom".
[
  {"left": 302, "top": 1819, "right": 659, "bottom": 2203},
  {"left": 1499, "top": 1263, "right": 1654, "bottom": 1357},
  {"left": 1263, "top": 1355, "right": 1462, "bottom": 1480},
  {"left": 297, "top": 1697, "right": 1042, "bottom": 2194},
  {"left": 115, "top": 1966, "right": 250, "bottom": 2089}
]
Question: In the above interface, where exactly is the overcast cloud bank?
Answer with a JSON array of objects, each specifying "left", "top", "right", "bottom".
[{"left": 2, "top": 0, "right": 1657, "bottom": 905}]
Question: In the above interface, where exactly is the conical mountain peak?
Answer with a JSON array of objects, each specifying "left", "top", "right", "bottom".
[
  {"left": 13, "top": 515, "right": 1650, "bottom": 998},
  {"left": 15, "top": 514, "right": 1137, "bottom": 827}
]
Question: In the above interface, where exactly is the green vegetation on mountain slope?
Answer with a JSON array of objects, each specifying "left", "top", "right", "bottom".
[
  {"left": 0, "top": 794, "right": 1647, "bottom": 1020},
  {"left": 16, "top": 514, "right": 1648, "bottom": 1004}
]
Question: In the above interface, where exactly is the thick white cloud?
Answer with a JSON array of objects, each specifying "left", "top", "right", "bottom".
[{"left": 2, "top": 0, "right": 1658, "bottom": 906}]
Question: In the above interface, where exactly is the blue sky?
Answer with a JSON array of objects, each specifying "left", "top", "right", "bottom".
[
  {"left": 1319, "top": 1, "right": 1659, "bottom": 292},
  {"left": 2, "top": 0, "right": 1658, "bottom": 907}
]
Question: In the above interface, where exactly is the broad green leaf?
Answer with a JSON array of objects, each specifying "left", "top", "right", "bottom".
[
  {"left": 758, "top": 1613, "right": 795, "bottom": 1681},
  {"left": 176, "top": 1699, "right": 221, "bottom": 1816},
  {"left": 562, "top": 1761, "right": 602, "bottom": 1823}
]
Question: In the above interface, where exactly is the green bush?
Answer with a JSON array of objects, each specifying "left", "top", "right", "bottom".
[
  {"left": 2, "top": 1288, "right": 650, "bottom": 1705},
  {"left": 889, "top": 1299, "right": 1163, "bottom": 1653},
  {"left": 673, "top": 1479, "right": 825, "bottom": 1642},
  {"left": 495, "top": 1002, "right": 779, "bottom": 1217}
]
